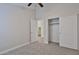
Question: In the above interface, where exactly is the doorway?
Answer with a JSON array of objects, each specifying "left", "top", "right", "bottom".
[
  {"left": 30, "top": 19, "right": 37, "bottom": 43},
  {"left": 48, "top": 17, "right": 59, "bottom": 44}
]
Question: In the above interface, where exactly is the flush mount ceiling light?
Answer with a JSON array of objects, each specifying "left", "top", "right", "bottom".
[{"left": 27, "top": 3, "right": 44, "bottom": 7}]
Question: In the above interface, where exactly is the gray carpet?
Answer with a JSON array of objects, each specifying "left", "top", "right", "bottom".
[{"left": 3, "top": 42, "right": 79, "bottom": 55}]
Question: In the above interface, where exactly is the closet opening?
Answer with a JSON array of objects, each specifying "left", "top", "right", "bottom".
[{"left": 48, "top": 17, "right": 59, "bottom": 44}]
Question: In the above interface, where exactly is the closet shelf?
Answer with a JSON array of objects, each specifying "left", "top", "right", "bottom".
[{"left": 49, "top": 22, "right": 59, "bottom": 25}]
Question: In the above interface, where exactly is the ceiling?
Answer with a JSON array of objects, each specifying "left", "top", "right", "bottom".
[
  {"left": 10, "top": 3, "right": 47, "bottom": 10},
  {"left": 0, "top": 3, "right": 36, "bottom": 10},
  {"left": 10, "top": 3, "right": 38, "bottom": 10}
]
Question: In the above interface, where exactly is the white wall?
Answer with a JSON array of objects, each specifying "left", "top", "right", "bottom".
[
  {"left": 36, "top": 3, "right": 79, "bottom": 19},
  {"left": 36, "top": 3, "right": 79, "bottom": 48},
  {"left": 60, "top": 16, "right": 77, "bottom": 49},
  {"left": 0, "top": 4, "right": 35, "bottom": 52}
]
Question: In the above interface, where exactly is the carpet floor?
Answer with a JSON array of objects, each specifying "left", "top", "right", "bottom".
[{"left": 3, "top": 42, "right": 79, "bottom": 55}]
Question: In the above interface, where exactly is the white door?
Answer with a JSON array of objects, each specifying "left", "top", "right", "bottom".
[
  {"left": 49, "top": 23, "right": 59, "bottom": 43},
  {"left": 30, "top": 19, "right": 37, "bottom": 43}
]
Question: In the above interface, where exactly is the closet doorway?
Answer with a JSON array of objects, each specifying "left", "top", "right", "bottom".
[{"left": 48, "top": 17, "right": 59, "bottom": 44}]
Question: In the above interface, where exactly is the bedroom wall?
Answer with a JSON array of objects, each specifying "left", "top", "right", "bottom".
[
  {"left": 36, "top": 3, "right": 79, "bottom": 19},
  {"left": 36, "top": 3, "right": 79, "bottom": 47},
  {"left": 0, "top": 4, "right": 35, "bottom": 52}
]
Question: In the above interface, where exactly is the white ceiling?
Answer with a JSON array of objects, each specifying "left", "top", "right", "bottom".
[
  {"left": 0, "top": 3, "right": 36, "bottom": 10},
  {"left": 10, "top": 3, "right": 47, "bottom": 10},
  {"left": 11, "top": 3, "right": 36, "bottom": 9},
  {"left": 1, "top": 3, "right": 79, "bottom": 10},
  {"left": 0, "top": 3, "right": 47, "bottom": 10},
  {"left": 10, "top": 3, "right": 39, "bottom": 10}
]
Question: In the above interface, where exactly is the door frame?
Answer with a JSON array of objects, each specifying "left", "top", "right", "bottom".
[{"left": 48, "top": 17, "right": 60, "bottom": 43}]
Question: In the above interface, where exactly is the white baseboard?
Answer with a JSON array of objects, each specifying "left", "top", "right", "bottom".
[
  {"left": 0, "top": 42, "right": 30, "bottom": 55},
  {"left": 0, "top": 40, "right": 38, "bottom": 55}
]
